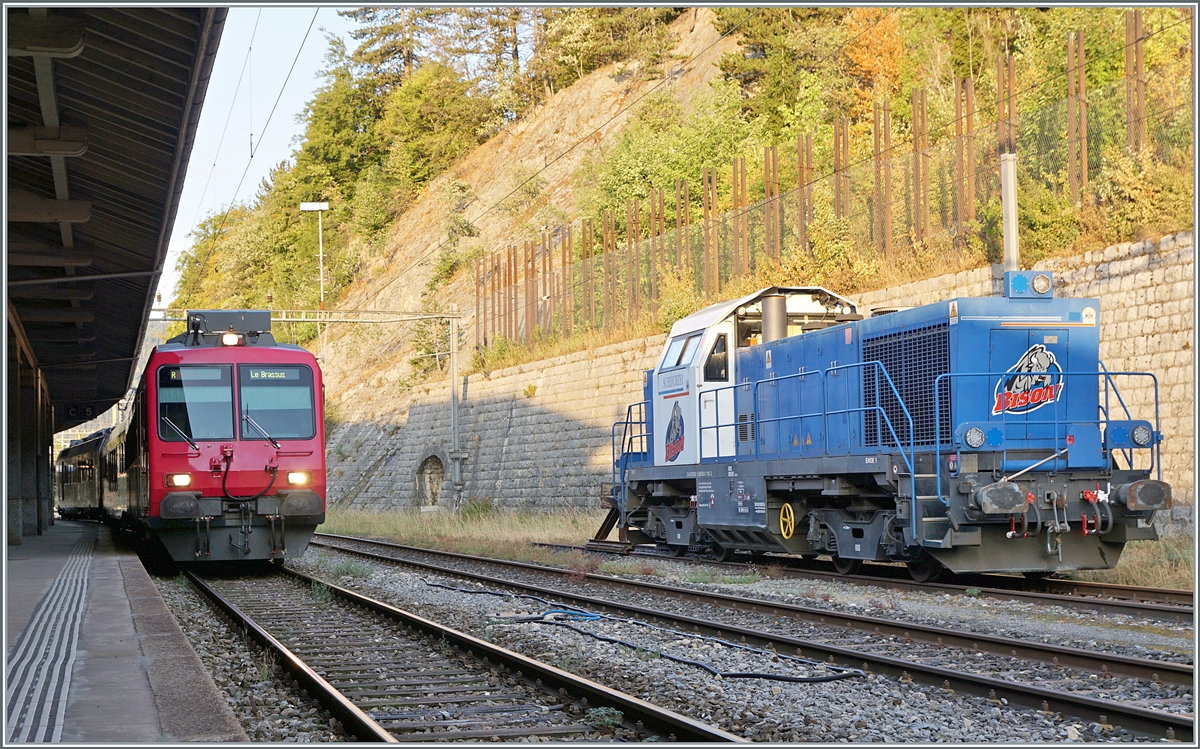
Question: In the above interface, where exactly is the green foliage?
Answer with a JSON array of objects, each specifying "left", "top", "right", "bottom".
[
  {"left": 324, "top": 398, "right": 343, "bottom": 437},
  {"left": 1087, "top": 145, "right": 1195, "bottom": 246},
  {"left": 311, "top": 580, "right": 332, "bottom": 604},
  {"left": 381, "top": 63, "right": 491, "bottom": 198},
  {"left": 585, "top": 707, "right": 625, "bottom": 731},
  {"left": 330, "top": 560, "right": 372, "bottom": 578},
  {"left": 542, "top": 8, "right": 682, "bottom": 86},
  {"left": 579, "top": 81, "right": 762, "bottom": 234},
  {"left": 713, "top": 8, "right": 848, "bottom": 135},
  {"left": 408, "top": 302, "right": 460, "bottom": 377}
]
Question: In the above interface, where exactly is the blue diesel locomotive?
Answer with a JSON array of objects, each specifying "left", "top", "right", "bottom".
[{"left": 611, "top": 273, "right": 1170, "bottom": 580}]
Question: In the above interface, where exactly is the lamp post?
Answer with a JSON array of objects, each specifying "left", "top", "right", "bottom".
[{"left": 299, "top": 201, "right": 329, "bottom": 360}]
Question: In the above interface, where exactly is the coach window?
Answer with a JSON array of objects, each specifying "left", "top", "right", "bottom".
[
  {"left": 157, "top": 366, "right": 235, "bottom": 441},
  {"left": 238, "top": 365, "right": 316, "bottom": 440},
  {"left": 704, "top": 334, "right": 728, "bottom": 382}
]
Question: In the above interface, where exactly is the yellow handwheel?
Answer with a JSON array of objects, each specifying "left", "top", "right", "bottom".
[{"left": 779, "top": 503, "right": 795, "bottom": 540}]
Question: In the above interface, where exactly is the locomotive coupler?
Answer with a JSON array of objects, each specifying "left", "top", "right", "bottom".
[
  {"left": 194, "top": 516, "right": 213, "bottom": 558},
  {"left": 266, "top": 514, "right": 288, "bottom": 556},
  {"left": 230, "top": 503, "right": 253, "bottom": 555}
]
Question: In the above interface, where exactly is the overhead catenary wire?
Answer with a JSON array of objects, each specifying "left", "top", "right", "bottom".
[
  {"left": 185, "top": 8, "right": 263, "bottom": 244},
  {"left": 179, "top": 7, "right": 320, "bottom": 304}
]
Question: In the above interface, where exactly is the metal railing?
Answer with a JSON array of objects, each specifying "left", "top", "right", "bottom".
[
  {"left": 931, "top": 366, "right": 1162, "bottom": 504},
  {"left": 611, "top": 400, "right": 649, "bottom": 513}
]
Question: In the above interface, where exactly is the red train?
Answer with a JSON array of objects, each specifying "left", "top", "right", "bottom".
[{"left": 56, "top": 310, "right": 326, "bottom": 563}]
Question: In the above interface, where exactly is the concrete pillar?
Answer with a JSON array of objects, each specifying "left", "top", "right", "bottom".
[
  {"left": 41, "top": 388, "right": 54, "bottom": 528},
  {"left": 20, "top": 358, "right": 39, "bottom": 535},
  {"left": 7, "top": 335, "right": 23, "bottom": 545}
]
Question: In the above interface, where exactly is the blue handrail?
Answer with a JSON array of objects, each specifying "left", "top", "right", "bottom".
[
  {"left": 611, "top": 401, "right": 649, "bottom": 515},
  {"left": 823, "top": 361, "right": 917, "bottom": 543},
  {"left": 932, "top": 367, "right": 1161, "bottom": 504}
]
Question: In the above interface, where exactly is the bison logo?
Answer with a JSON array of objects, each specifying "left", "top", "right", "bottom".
[
  {"left": 664, "top": 401, "right": 685, "bottom": 462},
  {"left": 992, "top": 344, "right": 1063, "bottom": 415}
]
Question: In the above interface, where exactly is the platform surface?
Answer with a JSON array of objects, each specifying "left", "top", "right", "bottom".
[{"left": 4, "top": 521, "right": 246, "bottom": 743}]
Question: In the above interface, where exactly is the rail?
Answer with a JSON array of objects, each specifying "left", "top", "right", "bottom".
[
  {"left": 312, "top": 535, "right": 1193, "bottom": 741},
  {"left": 932, "top": 367, "right": 1162, "bottom": 504}
]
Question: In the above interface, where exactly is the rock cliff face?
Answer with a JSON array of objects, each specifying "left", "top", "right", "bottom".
[
  {"left": 325, "top": 232, "right": 1193, "bottom": 537},
  {"left": 311, "top": 10, "right": 1192, "bottom": 532},
  {"left": 318, "top": 8, "right": 739, "bottom": 425}
]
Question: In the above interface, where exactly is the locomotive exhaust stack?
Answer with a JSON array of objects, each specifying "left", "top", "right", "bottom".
[{"left": 611, "top": 278, "right": 1170, "bottom": 580}]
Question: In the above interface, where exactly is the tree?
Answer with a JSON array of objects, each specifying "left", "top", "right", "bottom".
[
  {"left": 338, "top": 6, "right": 450, "bottom": 88},
  {"left": 379, "top": 62, "right": 490, "bottom": 197}
]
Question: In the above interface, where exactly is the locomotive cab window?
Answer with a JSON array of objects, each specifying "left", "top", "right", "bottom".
[
  {"left": 662, "top": 332, "right": 703, "bottom": 371},
  {"left": 157, "top": 366, "right": 234, "bottom": 441},
  {"left": 238, "top": 365, "right": 316, "bottom": 440},
  {"left": 704, "top": 334, "right": 728, "bottom": 382}
]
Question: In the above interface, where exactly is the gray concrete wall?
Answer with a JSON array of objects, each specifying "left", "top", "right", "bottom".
[{"left": 327, "top": 231, "right": 1193, "bottom": 534}]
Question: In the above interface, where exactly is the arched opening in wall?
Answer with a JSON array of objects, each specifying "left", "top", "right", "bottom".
[{"left": 417, "top": 456, "right": 444, "bottom": 507}]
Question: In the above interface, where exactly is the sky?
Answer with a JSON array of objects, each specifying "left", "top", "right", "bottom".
[{"left": 156, "top": 6, "right": 360, "bottom": 307}]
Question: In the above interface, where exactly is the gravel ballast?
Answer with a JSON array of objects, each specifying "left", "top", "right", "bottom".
[
  {"left": 153, "top": 575, "right": 344, "bottom": 743},
  {"left": 288, "top": 545, "right": 1192, "bottom": 742}
]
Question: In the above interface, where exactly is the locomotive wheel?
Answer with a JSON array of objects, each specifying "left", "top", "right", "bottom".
[
  {"left": 831, "top": 556, "right": 862, "bottom": 575},
  {"left": 711, "top": 542, "right": 735, "bottom": 563},
  {"left": 905, "top": 552, "right": 946, "bottom": 583},
  {"left": 668, "top": 544, "right": 688, "bottom": 557}
]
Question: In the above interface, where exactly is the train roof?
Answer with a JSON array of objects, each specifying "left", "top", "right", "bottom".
[
  {"left": 163, "top": 309, "right": 284, "bottom": 348},
  {"left": 57, "top": 427, "right": 111, "bottom": 462},
  {"left": 667, "top": 286, "right": 858, "bottom": 338}
]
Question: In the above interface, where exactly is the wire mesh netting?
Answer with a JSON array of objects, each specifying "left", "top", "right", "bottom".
[{"left": 476, "top": 66, "right": 1192, "bottom": 351}]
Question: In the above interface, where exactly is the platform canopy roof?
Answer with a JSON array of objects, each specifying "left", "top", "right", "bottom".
[{"left": 6, "top": 7, "right": 226, "bottom": 430}]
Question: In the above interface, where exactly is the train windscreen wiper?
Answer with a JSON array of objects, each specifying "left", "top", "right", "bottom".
[
  {"left": 161, "top": 416, "right": 199, "bottom": 451},
  {"left": 242, "top": 411, "right": 282, "bottom": 449}
]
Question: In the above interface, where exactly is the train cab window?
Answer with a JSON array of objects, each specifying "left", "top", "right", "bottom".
[
  {"left": 157, "top": 366, "right": 234, "bottom": 441},
  {"left": 238, "top": 365, "right": 316, "bottom": 440},
  {"left": 704, "top": 334, "right": 728, "bottom": 382},
  {"left": 662, "top": 332, "right": 703, "bottom": 371}
]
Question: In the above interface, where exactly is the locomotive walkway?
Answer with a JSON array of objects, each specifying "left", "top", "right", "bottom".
[{"left": 3, "top": 521, "right": 245, "bottom": 742}]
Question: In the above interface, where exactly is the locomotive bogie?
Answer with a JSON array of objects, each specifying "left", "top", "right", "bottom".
[{"left": 612, "top": 282, "right": 1170, "bottom": 579}]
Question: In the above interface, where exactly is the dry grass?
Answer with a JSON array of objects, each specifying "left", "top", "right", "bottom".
[
  {"left": 1059, "top": 535, "right": 1195, "bottom": 591},
  {"left": 321, "top": 509, "right": 1194, "bottom": 591},
  {"left": 320, "top": 508, "right": 611, "bottom": 572}
]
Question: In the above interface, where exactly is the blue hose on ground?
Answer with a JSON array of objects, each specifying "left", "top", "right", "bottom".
[{"left": 419, "top": 578, "right": 862, "bottom": 683}]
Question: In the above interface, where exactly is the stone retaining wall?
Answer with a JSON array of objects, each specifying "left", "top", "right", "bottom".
[{"left": 327, "top": 232, "right": 1193, "bottom": 534}]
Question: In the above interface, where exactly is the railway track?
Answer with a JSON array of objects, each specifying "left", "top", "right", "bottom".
[
  {"left": 310, "top": 533, "right": 1193, "bottom": 741},
  {"left": 538, "top": 542, "right": 1194, "bottom": 621},
  {"left": 185, "top": 568, "right": 742, "bottom": 742}
]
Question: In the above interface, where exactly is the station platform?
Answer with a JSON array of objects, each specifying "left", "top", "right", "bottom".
[{"left": 5, "top": 521, "right": 246, "bottom": 743}]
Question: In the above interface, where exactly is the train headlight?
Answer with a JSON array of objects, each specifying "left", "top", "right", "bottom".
[
  {"left": 1031, "top": 273, "right": 1052, "bottom": 295},
  {"left": 1131, "top": 425, "right": 1152, "bottom": 446},
  {"left": 166, "top": 473, "right": 192, "bottom": 487},
  {"left": 964, "top": 427, "right": 986, "bottom": 449},
  {"left": 221, "top": 332, "right": 244, "bottom": 346},
  {"left": 286, "top": 471, "right": 310, "bottom": 486}
]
